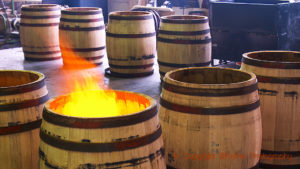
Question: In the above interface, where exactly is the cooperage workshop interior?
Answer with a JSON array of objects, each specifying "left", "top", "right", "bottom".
[{"left": 0, "top": 0, "right": 299, "bottom": 169}]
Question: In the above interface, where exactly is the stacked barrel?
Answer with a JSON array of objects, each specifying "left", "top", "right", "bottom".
[
  {"left": 39, "top": 91, "right": 166, "bottom": 169},
  {"left": 59, "top": 7, "right": 106, "bottom": 66},
  {"left": 20, "top": 5, "right": 106, "bottom": 67},
  {"left": 20, "top": 4, "right": 61, "bottom": 61},
  {"left": 159, "top": 67, "right": 262, "bottom": 169},
  {"left": 106, "top": 11, "right": 156, "bottom": 77},
  {"left": 241, "top": 51, "right": 300, "bottom": 168},
  {"left": 157, "top": 15, "right": 211, "bottom": 78},
  {"left": 0, "top": 70, "right": 49, "bottom": 169}
]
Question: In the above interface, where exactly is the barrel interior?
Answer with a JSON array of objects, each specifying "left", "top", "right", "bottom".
[
  {"left": 110, "top": 11, "right": 150, "bottom": 16},
  {"left": 245, "top": 51, "right": 300, "bottom": 62},
  {"left": 0, "top": 71, "right": 41, "bottom": 87},
  {"left": 168, "top": 68, "right": 252, "bottom": 84},
  {"left": 23, "top": 4, "right": 58, "bottom": 8},
  {"left": 64, "top": 7, "right": 101, "bottom": 12},
  {"left": 162, "top": 15, "right": 207, "bottom": 20},
  {"left": 49, "top": 90, "right": 151, "bottom": 117}
]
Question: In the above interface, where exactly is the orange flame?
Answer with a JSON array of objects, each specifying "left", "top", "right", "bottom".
[{"left": 51, "top": 38, "right": 150, "bottom": 118}]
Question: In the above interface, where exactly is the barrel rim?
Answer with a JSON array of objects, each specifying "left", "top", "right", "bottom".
[
  {"left": 161, "top": 15, "right": 208, "bottom": 24},
  {"left": 21, "top": 4, "right": 60, "bottom": 11},
  {"left": 44, "top": 90, "right": 156, "bottom": 119},
  {"left": 162, "top": 15, "right": 207, "bottom": 20},
  {"left": 0, "top": 70, "right": 45, "bottom": 91},
  {"left": 110, "top": 11, "right": 151, "bottom": 16},
  {"left": 242, "top": 50, "right": 300, "bottom": 69},
  {"left": 109, "top": 11, "right": 153, "bottom": 20},
  {"left": 62, "top": 7, "right": 102, "bottom": 12},
  {"left": 164, "top": 67, "right": 257, "bottom": 89},
  {"left": 63, "top": 7, "right": 102, "bottom": 13}
]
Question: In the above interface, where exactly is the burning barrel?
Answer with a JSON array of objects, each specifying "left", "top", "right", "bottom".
[
  {"left": 159, "top": 67, "right": 262, "bottom": 169},
  {"left": 39, "top": 90, "right": 166, "bottom": 169},
  {"left": 157, "top": 15, "right": 211, "bottom": 78},
  {"left": 0, "top": 70, "right": 49, "bottom": 169},
  {"left": 241, "top": 51, "right": 300, "bottom": 168},
  {"left": 20, "top": 4, "right": 61, "bottom": 61},
  {"left": 60, "top": 7, "right": 106, "bottom": 67},
  {"left": 106, "top": 11, "right": 156, "bottom": 77}
]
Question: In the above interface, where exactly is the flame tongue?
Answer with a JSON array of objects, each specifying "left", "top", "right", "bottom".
[
  {"left": 51, "top": 73, "right": 150, "bottom": 118},
  {"left": 54, "top": 38, "right": 149, "bottom": 118}
]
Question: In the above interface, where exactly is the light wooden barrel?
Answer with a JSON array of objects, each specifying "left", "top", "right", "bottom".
[
  {"left": 20, "top": 4, "right": 61, "bottom": 61},
  {"left": 157, "top": 15, "right": 211, "bottom": 78},
  {"left": 59, "top": 7, "right": 106, "bottom": 67},
  {"left": 159, "top": 67, "right": 262, "bottom": 169},
  {"left": 241, "top": 51, "right": 300, "bottom": 169},
  {"left": 106, "top": 11, "right": 156, "bottom": 77},
  {"left": 0, "top": 70, "right": 49, "bottom": 169},
  {"left": 39, "top": 91, "right": 166, "bottom": 169}
]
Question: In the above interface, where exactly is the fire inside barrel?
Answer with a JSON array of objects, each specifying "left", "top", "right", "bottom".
[{"left": 50, "top": 89, "right": 150, "bottom": 117}]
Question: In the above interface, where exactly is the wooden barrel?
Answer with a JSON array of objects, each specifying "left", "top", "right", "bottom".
[
  {"left": 0, "top": 70, "right": 49, "bottom": 169},
  {"left": 106, "top": 11, "right": 156, "bottom": 77},
  {"left": 39, "top": 90, "right": 166, "bottom": 169},
  {"left": 159, "top": 67, "right": 262, "bottom": 169},
  {"left": 20, "top": 4, "right": 61, "bottom": 61},
  {"left": 59, "top": 7, "right": 106, "bottom": 67},
  {"left": 241, "top": 51, "right": 300, "bottom": 169},
  {"left": 157, "top": 15, "right": 211, "bottom": 78}
]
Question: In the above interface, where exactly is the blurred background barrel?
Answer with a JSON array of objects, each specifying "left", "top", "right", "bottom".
[
  {"left": 159, "top": 67, "right": 261, "bottom": 169},
  {"left": 106, "top": 11, "right": 156, "bottom": 77},
  {"left": 157, "top": 15, "right": 211, "bottom": 78},
  {"left": 59, "top": 7, "right": 106, "bottom": 67},
  {"left": 241, "top": 51, "right": 300, "bottom": 169},
  {"left": 20, "top": 4, "right": 61, "bottom": 61},
  {"left": 0, "top": 70, "right": 49, "bottom": 169},
  {"left": 39, "top": 91, "right": 165, "bottom": 169}
]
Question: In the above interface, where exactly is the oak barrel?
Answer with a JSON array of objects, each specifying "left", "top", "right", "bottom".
[
  {"left": 39, "top": 90, "right": 166, "bottom": 169},
  {"left": 0, "top": 70, "right": 49, "bottom": 169},
  {"left": 20, "top": 4, "right": 61, "bottom": 61},
  {"left": 106, "top": 11, "right": 156, "bottom": 77},
  {"left": 60, "top": 7, "right": 106, "bottom": 67},
  {"left": 241, "top": 51, "right": 300, "bottom": 169},
  {"left": 159, "top": 67, "right": 262, "bottom": 169},
  {"left": 157, "top": 15, "right": 211, "bottom": 78}
]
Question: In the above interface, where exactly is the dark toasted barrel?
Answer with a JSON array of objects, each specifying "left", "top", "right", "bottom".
[
  {"left": 106, "top": 11, "right": 156, "bottom": 77},
  {"left": 39, "top": 91, "right": 166, "bottom": 169},
  {"left": 157, "top": 15, "right": 211, "bottom": 78},
  {"left": 20, "top": 4, "right": 61, "bottom": 61},
  {"left": 59, "top": 7, "right": 106, "bottom": 67},
  {"left": 241, "top": 51, "right": 300, "bottom": 169},
  {"left": 0, "top": 70, "right": 49, "bottom": 169},
  {"left": 159, "top": 67, "right": 262, "bottom": 169}
]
